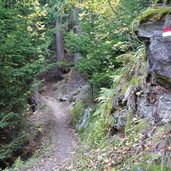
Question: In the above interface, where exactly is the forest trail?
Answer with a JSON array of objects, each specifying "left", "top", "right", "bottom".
[
  {"left": 25, "top": 95, "right": 78, "bottom": 171},
  {"left": 19, "top": 69, "right": 86, "bottom": 171},
  {"left": 42, "top": 95, "right": 76, "bottom": 159}
]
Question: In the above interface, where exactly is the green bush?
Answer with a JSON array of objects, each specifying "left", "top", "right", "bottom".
[{"left": 0, "top": 1, "right": 48, "bottom": 164}]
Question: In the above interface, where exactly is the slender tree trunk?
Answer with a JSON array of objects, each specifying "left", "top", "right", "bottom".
[
  {"left": 55, "top": 18, "right": 64, "bottom": 78},
  {"left": 73, "top": 5, "right": 82, "bottom": 62},
  {"left": 74, "top": 24, "right": 81, "bottom": 62}
]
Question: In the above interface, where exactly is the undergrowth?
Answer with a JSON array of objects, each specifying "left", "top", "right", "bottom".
[
  {"left": 69, "top": 45, "right": 170, "bottom": 170},
  {"left": 72, "top": 46, "right": 146, "bottom": 146},
  {"left": 4, "top": 140, "right": 53, "bottom": 171},
  {"left": 81, "top": 87, "right": 114, "bottom": 146},
  {"left": 71, "top": 101, "right": 86, "bottom": 128}
]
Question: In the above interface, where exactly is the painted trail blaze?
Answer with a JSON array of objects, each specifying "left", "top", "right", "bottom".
[{"left": 162, "top": 27, "right": 171, "bottom": 37}]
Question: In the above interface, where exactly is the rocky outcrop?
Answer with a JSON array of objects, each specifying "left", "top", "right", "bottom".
[
  {"left": 112, "top": 83, "right": 171, "bottom": 130},
  {"left": 111, "top": 6, "right": 171, "bottom": 128},
  {"left": 136, "top": 85, "right": 171, "bottom": 124},
  {"left": 111, "top": 3, "right": 171, "bottom": 127},
  {"left": 135, "top": 6, "right": 171, "bottom": 86}
]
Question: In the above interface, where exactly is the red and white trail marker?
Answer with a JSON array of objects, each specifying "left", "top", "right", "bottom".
[{"left": 162, "top": 27, "right": 171, "bottom": 37}]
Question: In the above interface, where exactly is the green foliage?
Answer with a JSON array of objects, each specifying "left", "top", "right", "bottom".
[
  {"left": 0, "top": 132, "right": 30, "bottom": 160},
  {"left": 134, "top": 119, "right": 149, "bottom": 135},
  {"left": 0, "top": 0, "right": 49, "bottom": 164},
  {"left": 133, "top": 153, "right": 169, "bottom": 171},
  {"left": 65, "top": 0, "right": 148, "bottom": 149},
  {"left": 78, "top": 44, "right": 146, "bottom": 148},
  {"left": 66, "top": 30, "right": 120, "bottom": 88},
  {"left": 71, "top": 101, "right": 86, "bottom": 128},
  {"left": 81, "top": 87, "right": 114, "bottom": 145},
  {"left": 124, "top": 110, "right": 133, "bottom": 136},
  {"left": 117, "top": 46, "right": 147, "bottom": 96},
  {"left": 64, "top": 31, "right": 92, "bottom": 54},
  {"left": 64, "top": 0, "right": 148, "bottom": 89}
]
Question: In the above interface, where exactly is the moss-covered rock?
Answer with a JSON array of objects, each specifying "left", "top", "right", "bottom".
[
  {"left": 135, "top": 7, "right": 171, "bottom": 25},
  {"left": 134, "top": 1, "right": 171, "bottom": 87}
]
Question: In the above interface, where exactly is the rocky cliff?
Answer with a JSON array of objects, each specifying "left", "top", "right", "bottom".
[
  {"left": 136, "top": 1, "right": 171, "bottom": 124},
  {"left": 109, "top": 2, "right": 171, "bottom": 169},
  {"left": 112, "top": 1, "right": 171, "bottom": 129}
]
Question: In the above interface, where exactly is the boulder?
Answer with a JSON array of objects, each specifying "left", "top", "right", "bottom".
[
  {"left": 122, "top": 85, "right": 137, "bottom": 111},
  {"left": 137, "top": 91, "right": 171, "bottom": 124},
  {"left": 136, "top": 12, "right": 171, "bottom": 87},
  {"left": 157, "top": 93, "right": 171, "bottom": 123},
  {"left": 77, "top": 107, "right": 92, "bottom": 130},
  {"left": 136, "top": 168, "right": 144, "bottom": 171},
  {"left": 112, "top": 108, "right": 127, "bottom": 131},
  {"left": 137, "top": 96, "right": 153, "bottom": 121}
]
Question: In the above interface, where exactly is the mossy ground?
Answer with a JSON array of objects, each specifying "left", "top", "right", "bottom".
[{"left": 66, "top": 116, "right": 170, "bottom": 171}]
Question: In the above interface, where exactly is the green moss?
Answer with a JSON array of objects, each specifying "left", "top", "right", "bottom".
[
  {"left": 155, "top": 0, "right": 159, "bottom": 3},
  {"left": 130, "top": 76, "right": 142, "bottom": 87},
  {"left": 148, "top": 164, "right": 168, "bottom": 171},
  {"left": 137, "top": 7, "right": 171, "bottom": 25},
  {"left": 134, "top": 119, "right": 149, "bottom": 135},
  {"left": 125, "top": 110, "right": 133, "bottom": 136},
  {"left": 130, "top": 152, "right": 169, "bottom": 171},
  {"left": 71, "top": 101, "right": 86, "bottom": 128},
  {"left": 118, "top": 47, "right": 146, "bottom": 96},
  {"left": 155, "top": 0, "right": 162, "bottom": 3},
  {"left": 151, "top": 126, "right": 165, "bottom": 143},
  {"left": 154, "top": 0, "right": 167, "bottom": 4},
  {"left": 121, "top": 82, "right": 129, "bottom": 96},
  {"left": 133, "top": 6, "right": 171, "bottom": 32}
]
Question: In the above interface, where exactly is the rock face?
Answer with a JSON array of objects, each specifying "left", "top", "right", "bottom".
[
  {"left": 136, "top": 13, "right": 171, "bottom": 86},
  {"left": 157, "top": 93, "right": 171, "bottom": 123},
  {"left": 112, "top": 84, "right": 171, "bottom": 129},
  {"left": 111, "top": 4, "right": 171, "bottom": 130},
  {"left": 133, "top": 5, "right": 171, "bottom": 124},
  {"left": 137, "top": 96, "right": 153, "bottom": 120},
  {"left": 137, "top": 90, "right": 171, "bottom": 124},
  {"left": 77, "top": 107, "right": 92, "bottom": 130},
  {"left": 111, "top": 29, "right": 171, "bottom": 128}
]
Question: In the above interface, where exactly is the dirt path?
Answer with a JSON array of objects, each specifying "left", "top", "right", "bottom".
[
  {"left": 25, "top": 95, "right": 78, "bottom": 171},
  {"left": 42, "top": 96, "right": 76, "bottom": 159},
  {"left": 19, "top": 69, "right": 87, "bottom": 171}
]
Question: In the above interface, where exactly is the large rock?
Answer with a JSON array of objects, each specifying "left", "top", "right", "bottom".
[
  {"left": 112, "top": 108, "right": 127, "bottom": 131},
  {"left": 136, "top": 13, "right": 171, "bottom": 86},
  {"left": 157, "top": 93, "right": 171, "bottom": 123},
  {"left": 137, "top": 91, "right": 171, "bottom": 124},
  {"left": 137, "top": 96, "right": 153, "bottom": 121}
]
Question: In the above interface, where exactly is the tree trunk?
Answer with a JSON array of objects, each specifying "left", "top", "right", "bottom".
[
  {"left": 55, "top": 18, "right": 64, "bottom": 78},
  {"left": 73, "top": 6, "right": 82, "bottom": 62}
]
